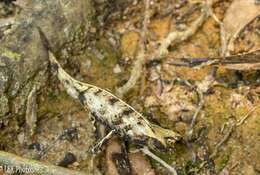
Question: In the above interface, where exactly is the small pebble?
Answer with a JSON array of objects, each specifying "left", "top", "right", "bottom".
[
  {"left": 90, "top": 27, "right": 97, "bottom": 33},
  {"left": 28, "top": 142, "right": 41, "bottom": 151},
  {"left": 17, "top": 132, "right": 25, "bottom": 145},
  {"left": 174, "top": 4, "right": 181, "bottom": 9},
  {"left": 113, "top": 64, "right": 122, "bottom": 74},
  {"left": 83, "top": 59, "right": 91, "bottom": 70},
  {"left": 58, "top": 152, "right": 77, "bottom": 167}
]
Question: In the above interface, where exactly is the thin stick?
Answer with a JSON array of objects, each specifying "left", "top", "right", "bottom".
[
  {"left": 210, "top": 123, "right": 234, "bottom": 159},
  {"left": 190, "top": 94, "right": 204, "bottom": 129},
  {"left": 187, "top": 91, "right": 204, "bottom": 138},
  {"left": 141, "top": 147, "right": 178, "bottom": 175},
  {"left": 167, "top": 49, "right": 260, "bottom": 67},
  {"left": 25, "top": 85, "right": 37, "bottom": 139},
  {"left": 208, "top": 4, "right": 227, "bottom": 57},
  {"left": 0, "top": 151, "right": 87, "bottom": 175},
  {"left": 236, "top": 106, "right": 258, "bottom": 126}
]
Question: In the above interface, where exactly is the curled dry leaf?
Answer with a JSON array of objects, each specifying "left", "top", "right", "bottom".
[{"left": 223, "top": 0, "right": 260, "bottom": 53}]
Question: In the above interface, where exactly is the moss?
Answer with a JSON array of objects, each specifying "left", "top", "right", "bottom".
[
  {"left": 0, "top": 48, "right": 21, "bottom": 60},
  {"left": 215, "top": 152, "right": 230, "bottom": 172},
  {"left": 38, "top": 91, "right": 70, "bottom": 115},
  {"left": 78, "top": 38, "right": 120, "bottom": 90},
  {"left": 181, "top": 160, "right": 201, "bottom": 175},
  {"left": 0, "top": 95, "right": 9, "bottom": 117}
]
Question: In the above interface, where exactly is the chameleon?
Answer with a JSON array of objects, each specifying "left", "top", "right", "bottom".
[{"left": 39, "top": 29, "right": 181, "bottom": 151}]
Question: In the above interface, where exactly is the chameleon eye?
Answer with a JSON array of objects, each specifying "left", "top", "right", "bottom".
[{"left": 166, "top": 138, "right": 176, "bottom": 145}]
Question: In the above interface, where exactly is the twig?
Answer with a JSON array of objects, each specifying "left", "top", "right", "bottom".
[
  {"left": 25, "top": 85, "right": 37, "bottom": 139},
  {"left": 187, "top": 90, "right": 204, "bottom": 139},
  {"left": 167, "top": 49, "right": 260, "bottom": 67},
  {"left": 141, "top": 147, "right": 178, "bottom": 175},
  {"left": 210, "top": 123, "right": 234, "bottom": 159},
  {"left": 0, "top": 151, "right": 87, "bottom": 175},
  {"left": 208, "top": 4, "right": 227, "bottom": 57},
  {"left": 190, "top": 97, "right": 204, "bottom": 131},
  {"left": 206, "top": 1, "right": 226, "bottom": 93},
  {"left": 236, "top": 106, "right": 258, "bottom": 126}
]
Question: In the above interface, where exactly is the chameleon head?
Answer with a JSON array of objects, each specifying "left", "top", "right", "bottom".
[
  {"left": 147, "top": 134, "right": 181, "bottom": 151},
  {"left": 165, "top": 135, "right": 181, "bottom": 147},
  {"left": 147, "top": 123, "right": 181, "bottom": 151}
]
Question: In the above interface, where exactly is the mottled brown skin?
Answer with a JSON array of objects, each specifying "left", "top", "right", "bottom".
[{"left": 47, "top": 49, "right": 181, "bottom": 151}]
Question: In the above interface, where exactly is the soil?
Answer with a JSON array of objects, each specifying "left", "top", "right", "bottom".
[{"left": 0, "top": 0, "right": 259, "bottom": 175}]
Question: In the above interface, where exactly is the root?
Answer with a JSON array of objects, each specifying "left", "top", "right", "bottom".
[
  {"left": 187, "top": 89, "right": 204, "bottom": 139},
  {"left": 117, "top": 1, "right": 212, "bottom": 97},
  {"left": 157, "top": 1, "right": 211, "bottom": 57},
  {"left": 208, "top": 4, "right": 227, "bottom": 57},
  {"left": 116, "top": 0, "right": 150, "bottom": 97}
]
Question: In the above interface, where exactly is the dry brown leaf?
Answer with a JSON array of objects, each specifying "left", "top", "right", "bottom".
[
  {"left": 223, "top": 0, "right": 260, "bottom": 52},
  {"left": 129, "top": 153, "right": 155, "bottom": 175}
]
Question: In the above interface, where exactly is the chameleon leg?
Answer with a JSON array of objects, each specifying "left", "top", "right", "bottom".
[{"left": 91, "top": 129, "right": 116, "bottom": 153}]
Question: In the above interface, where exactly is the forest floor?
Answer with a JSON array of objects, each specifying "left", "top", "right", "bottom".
[{"left": 0, "top": 0, "right": 260, "bottom": 175}]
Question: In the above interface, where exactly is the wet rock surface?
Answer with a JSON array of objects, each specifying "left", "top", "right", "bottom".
[{"left": 0, "top": 0, "right": 94, "bottom": 122}]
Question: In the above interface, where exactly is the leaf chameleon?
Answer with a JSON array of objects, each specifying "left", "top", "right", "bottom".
[{"left": 39, "top": 28, "right": 181, "bottom": 152}]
